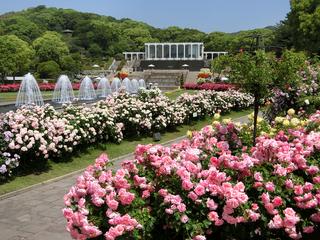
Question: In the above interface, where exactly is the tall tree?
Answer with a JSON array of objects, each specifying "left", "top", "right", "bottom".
[
  {"left": 33, "top": 31, "right": 69, "bottom": 63},
  {"left": 278, "top": 0, "right": 320, "bottom": 53},
  {"left": 230, "top": 50, "right": 273, "bottom": 144},
  {"left": 0, "top": 35, "right": 34, "bottom": 81}
]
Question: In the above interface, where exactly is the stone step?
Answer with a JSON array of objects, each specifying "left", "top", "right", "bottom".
[
  {"left": 148, "top": 79, "right": 179, "bottom": 83},
  {"left": 148, "top": 82, "right": 179, "bottom": 87}
]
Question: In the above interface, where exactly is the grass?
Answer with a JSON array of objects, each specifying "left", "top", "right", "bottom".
[
  {"left": 0, "top": 90, "right": 80, "bottom": 103},
  {"left": 164, "top": 89, "right": 197, "bottom": 100},
  {"left": 0, "top": 88, "right": 191, "bottom": 103},
  {"left": 0, "top": 109, "right": 251, "bottom": 195}
]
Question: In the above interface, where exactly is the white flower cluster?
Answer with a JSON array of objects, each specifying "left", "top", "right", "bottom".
[
  {"left": 0, "top": 89, "right": 253, "bottom": 179},
  {"left": 0, "top": 104, "right": 122, "bottom": 178},
  {"left": 176, "top": 90, "right": 254, "bottom": 121}
]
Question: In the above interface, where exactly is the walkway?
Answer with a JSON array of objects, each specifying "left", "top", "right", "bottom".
[{"left": 0, "top": 115, "right": 250, "bottom": 240}]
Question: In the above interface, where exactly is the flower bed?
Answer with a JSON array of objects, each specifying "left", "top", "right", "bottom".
[
  {"left": 184, "top": 82, "right": 236, "bottom": 91},
  {"left": 63, "top": 111, "right": 320, "bottom": 239},
  {"left": 0, "top": 82, "right": 85, "bottom": 92},
  {"left": 0, "top": 89, "right": 253, "bottom": 180}
]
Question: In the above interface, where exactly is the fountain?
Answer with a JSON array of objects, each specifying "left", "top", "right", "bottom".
[
  {"left": 131, "top": 79, "right": 139, "bottom": 94},
  {"left": 121, "top": 77, "right": 133, "bottom": 93},
  {"left": 78, "top": 76, "right": 96, "bottom": 100},
  {"left": 15, "top": 73, "right": 44, "bottom": 107},
  {"left": 52, "top": 75, "right": 74, "bottom": 104},
  {"left": 111, "top": 77, "right": 121, "bottom": 93},
  {"left": 139, "top": 79, "right": 146, "bottom": 89},
  {"left": 97, "top": 77, "right": 111, "bottom": 98}
]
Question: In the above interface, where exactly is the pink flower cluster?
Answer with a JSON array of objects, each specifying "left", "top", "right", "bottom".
[
  {"left": 184, "top": 82, "right": 236, "bottom": 91},
  {"left": 63, "top": 113, "right": 320, "bottom": 239},
  {"left": 0, "top": 82, "right": 85, "bottom": 92},
  {"left": 63, "top": 154, "right": 143, "bottom": 240}
]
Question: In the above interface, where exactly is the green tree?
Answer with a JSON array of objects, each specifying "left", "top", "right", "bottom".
[
  {"left": 123, "top": 27, "right": 156, "bottom": 51},
  {"left": 211, "top": 54, "right": 232, "bottom": 80},
  {"left": 230, "top": 50, "right": 273, "bottom": 144},
  {"left": 3, "top": 16, "right": 42, "bottom": 42},
  {"left": 37, "top": 60, "right": 61, "bottom": 78},
  {"left": 277, "top": 0, "right": 320, "bottom": 53},
  {"left": 60, "top": 55, "right": 80, "bottom": 75},
  {"left": 274, "top": 50, "right": 307, "bottom": 88},
  {"left": 0, "top": 35, "right": 34, "bottom": 81},
  {"left": 88, "top": 43, "right": 103, "bottom": 57},
  {"left": 33, "top": 31, "right": 69, "bottom": 63}
]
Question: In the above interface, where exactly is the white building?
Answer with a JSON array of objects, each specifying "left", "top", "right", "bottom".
[{"left": 123, "top": 42, "right": 227, "bottom": 61}]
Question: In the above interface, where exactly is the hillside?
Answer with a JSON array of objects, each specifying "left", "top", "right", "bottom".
[
  {"left": 0, "top": 5, "right": 276, "bottom": 78},
  {"left": 0, "top": 6, "right": 275, "bottom": 55}
]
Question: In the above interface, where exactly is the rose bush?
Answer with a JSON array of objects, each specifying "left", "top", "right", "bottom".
[
  {"left": 0, "top": 82, "right": 89, "bottom": 92},
  {"left": 184, "top": 83, "right": 236, "bottom": 91},
  {"left": 0, "top": 89, "right": 252, "bottom": 180},
  {"left": 63, "top": 111, "right": 320, "bottom": 240}
]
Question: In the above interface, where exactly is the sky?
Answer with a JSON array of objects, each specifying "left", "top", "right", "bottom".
[{"left": 0, "top": 0, "right": 291, "bottom": 33}]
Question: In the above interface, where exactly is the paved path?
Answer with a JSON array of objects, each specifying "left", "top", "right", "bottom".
[{"left": 0, "top": 115, "right": 249, "bottom": 240}]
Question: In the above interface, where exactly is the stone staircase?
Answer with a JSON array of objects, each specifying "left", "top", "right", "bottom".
[{"left": 144, "top": 70, "right": 188, "bottom": 91}]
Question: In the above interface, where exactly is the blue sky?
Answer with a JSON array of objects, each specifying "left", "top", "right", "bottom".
[{"left": 0, "top": 0, "right": 291, "bottom": 33}]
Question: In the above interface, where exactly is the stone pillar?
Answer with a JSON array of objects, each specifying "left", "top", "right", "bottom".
[
  {"left": 169, "top": 43, "right": 171, "bottom": 60},
  {"left": 162, "top": 44, "right": 164, "bottom": 59},
  {"left": 155, "top": 44, "right": 157, "bottom": 60},
  {"left": 183, "top": 43, "right": 185, "bottom": 59},
  {"left": 176, "top": 44, "right": 178, "bottom": 59}
]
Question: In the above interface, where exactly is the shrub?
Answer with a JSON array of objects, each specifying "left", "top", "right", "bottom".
[
  {"left": 37, "top": 60, "right": 61, "bottom": 79},
  {"left": 63, "top": 112, "right": 320, "bottom": 239},
  {"left": 0, "top": 89, "right": 253, "bottom": 180},
  {"left": 183, "top": 83, "right": 236, "bottom": 91}
]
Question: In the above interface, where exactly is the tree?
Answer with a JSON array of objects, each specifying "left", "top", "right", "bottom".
[
  {"left": 33, "top": 31, "right": 69, "bottom": 63},
  {"left": 264, "top": 50, "right": 307, "bottom": 121},
  {"left": 60, "top": 55, "right": 80, "bottom": 74},
  {"left": 88, "top": 43, "right": 103, "bottom": 57},
  {"left": 3, "top": 16, "right": 42, "bottom": 42},
  {"left": 230, "top": 50, "right": 273, "bottom": 144},
  {"left": 0, "top": 35, "right": 34, "bottom": 81},
  {"left": 277, "top": 0, "right": 320, "bottom": 53},
  {"left": 37, "top": 60, "right": 61, "bottom": 78},
  {"left": 123, "top": 27, "right": 156, "bottom": 51},
  {"left": 211, "top": 54, "right": 232, "bottom": 80}
]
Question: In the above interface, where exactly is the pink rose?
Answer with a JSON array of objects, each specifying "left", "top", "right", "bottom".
[
  {"left": 265, "top": 182, "right": 275, "bottom": 192},
  {"left": 272, "top": 196, "right": 283, "bottom": 207},
  {"left": 194, "top": 184, "right": 205, "bottom": 196},
  {"left": 206, "top": 199, "right": 218, "bottom": 210},
  {"left": 180, "top": 214, "right": 189, "bottom": 223}
]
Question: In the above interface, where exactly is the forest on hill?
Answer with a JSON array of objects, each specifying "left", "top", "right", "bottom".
[{"left": 0, "top": 1, "right": 319, "bottom": 78}]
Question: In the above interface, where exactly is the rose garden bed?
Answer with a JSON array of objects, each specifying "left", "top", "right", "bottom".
[
  {"left": 0, "top": 89, "right": 253, "bottom": 182},
  {"left": 63, "top": 110, "right": 320, "bottom": 240}
]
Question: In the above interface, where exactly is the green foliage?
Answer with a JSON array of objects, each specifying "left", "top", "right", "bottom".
[
  {"left": 37, "top": 60, "right": 61, "bottom": 78},
  {"left": 297, "top": 95, "right": 320, "bottom": 115},
  {"left": 60, "top": 55, "right": 80, "bottom": 74},
  {"left": 273, "top": 50, "right": 307, "bottom": 89},
  {"left": 2, "top": 16, "right": 43, "bottom": 42},
  {"left": 230, "top": 50, "right": 273, "bottom": 99},
  {"left": 211, "top": 54, "right": 232, "bottom": 79},
  {"left": 0, "top": 35, "right": 34, "bottom": 76},
  {"left": 230, "top": 50, "right": 274, "bottom": 143},
  {"left": 275, "top": 0, "right": 320, "bottom": 53},
  {"left": 33, "top": 31, "right": 69, "bottom": 63}
]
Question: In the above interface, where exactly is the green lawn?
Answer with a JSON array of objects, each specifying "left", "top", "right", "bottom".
[
  {"left": 164, "top": 89, "right": 197, "bottom": 100},
  {"left": 0, "top": 90, "right": 80, "bottom": 103},
  {"left": 0, "top": 88, "right": 190, "bottom": 103},
  {"left": 0, "top": 109, "right": 251, "bottom": 195}
]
